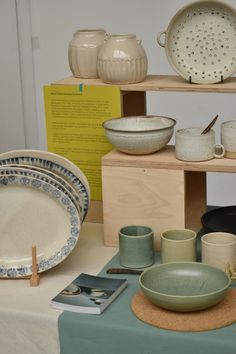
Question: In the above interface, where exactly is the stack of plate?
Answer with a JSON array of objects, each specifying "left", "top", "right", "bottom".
[{"left": 0, "top": 149, "right": 90, "bottom": 278}]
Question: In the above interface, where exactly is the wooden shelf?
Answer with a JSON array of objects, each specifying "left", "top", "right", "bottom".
[
  {"left": 102, "top": 146, "right": 236, "bottom": 173},
  {"left": 102, "top": 146, "right": 236, "bottom": 247},
  {"left": 53, "top": 75, "right": 236, "bottom": 226},
  {"left": 54, "top": 74, "right": 236, "bottom": 93},
  {"left": 102, "top": 147, "right": 208, "bottom": 248}
]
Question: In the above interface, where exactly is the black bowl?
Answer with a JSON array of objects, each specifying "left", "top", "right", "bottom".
[{"left": 201, "top": 206, "right": 236, "bottom": 234}]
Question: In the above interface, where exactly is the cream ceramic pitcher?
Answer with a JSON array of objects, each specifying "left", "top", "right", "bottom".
[
  {"left": 97, "top": 34, "right": 148, "bottom": 84},
  {"left": 68, "top": 29, "right": 107, "bottom": 78}
]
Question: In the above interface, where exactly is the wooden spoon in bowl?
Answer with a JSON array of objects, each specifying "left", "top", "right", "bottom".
[{"left": 201, "top": 115, "right": 218, "bottom": 135}]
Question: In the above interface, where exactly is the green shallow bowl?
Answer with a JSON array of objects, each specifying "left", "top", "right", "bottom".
[{"left": 139, "top": 262, "right": 231, "bottom": 312}]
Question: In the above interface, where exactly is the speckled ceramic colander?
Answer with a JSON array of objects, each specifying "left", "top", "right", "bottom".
[{"left": 157, "top": 0, "right": 236, "bottom": 84}]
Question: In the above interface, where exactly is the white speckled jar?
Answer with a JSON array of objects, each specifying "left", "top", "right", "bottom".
[
  {"left": 97, "top": 34, "right": 148, "bottom": 84},
  {"left": 68, "top": 29, "right": 107, "bottom": 78},
  {"left": 221, "top": 120, "right": 236, "bottom": 159},
  {"left": 201, "top": 232, "right": 236, "bottom": 272},
  {"left": 175, "top": 127, "right": 225, "bottom": 161}
]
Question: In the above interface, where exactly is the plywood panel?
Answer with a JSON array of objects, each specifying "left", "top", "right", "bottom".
[
  {"left": 84, "top": 91, "right": 146, "bottom": 224},
  {"left": 121, "top": 91, "right": 146, "bottom": 116},
  {"left": 102, "top": 166, "right": 185, "bottom": 249},
  {"left": 185, "top": 171, "right": 207, "bottom": 232}
]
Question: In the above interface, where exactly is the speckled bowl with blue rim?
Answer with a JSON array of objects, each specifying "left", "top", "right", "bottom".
[{"left": 102, "top": 115, "right": 176, "bottom": 155}]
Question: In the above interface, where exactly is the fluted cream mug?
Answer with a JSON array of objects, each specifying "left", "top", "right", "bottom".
[
  {"left": 68, "top": 29, "right": 107, "bottom": 78},
  {"left": 97, "top": 33, "right": 148, "bottom": 84},
  {"left": 221, "top": 120, "right": 236, "bottom": 159}
]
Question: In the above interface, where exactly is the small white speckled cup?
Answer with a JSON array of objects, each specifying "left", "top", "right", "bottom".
[
  {"left": 201, "top": 232, "right": 236, "bottom": 272},
  {"left": 221, "top": 120, "right": 236, "bottom": 158},
  {"left": 175, "top": 127, "right": 225, "bottom": 161}
]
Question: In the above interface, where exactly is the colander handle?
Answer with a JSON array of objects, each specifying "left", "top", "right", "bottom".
[
  {"left": 104, "top": 32, "right": 110, "bottom": 42},
  {"left": 156, "top": 31, "right": 166, "bottom": 47}
]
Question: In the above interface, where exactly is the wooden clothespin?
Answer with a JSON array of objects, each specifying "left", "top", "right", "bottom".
[{"left": 30, "top": 245, "right": 40, "bottom": 286}]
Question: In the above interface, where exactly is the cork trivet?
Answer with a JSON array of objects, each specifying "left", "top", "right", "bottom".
[{"left": 131, "top": 288, "right": 236, "bottom": 332}]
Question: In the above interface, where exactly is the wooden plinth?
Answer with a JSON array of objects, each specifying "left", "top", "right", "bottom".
[
  {"left": 54, "top": 75, "right": 236, "bottom": 226},
  {"left": 102, "top": 146, "right": 236, "bottom": 248}
]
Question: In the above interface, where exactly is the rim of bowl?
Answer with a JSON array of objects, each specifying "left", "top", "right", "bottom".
[
  {"left": 201, "top": 205, "right": 236, "bottom": 232},
  {"left": 102, "top": 115, "right": 176, "bottom": 133},
  {"left": 201, "top": 205, "right": 236, "bottom": 218},
  {"left": 139, "top": 262, "right": 231, "bottom": 299}
]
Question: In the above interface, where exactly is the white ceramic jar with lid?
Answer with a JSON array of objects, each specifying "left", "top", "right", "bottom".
[
  {"left": 68, "top": 29, "right": 107, "bottom": 78},
  {"left": 97, "top": 33, "right": 148, "bottom": 84}
]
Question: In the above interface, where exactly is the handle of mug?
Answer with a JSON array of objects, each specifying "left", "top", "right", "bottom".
[
  {"left": 156, "top": 31, "right": 166, "bottom": 47},
  {"left": 104, "top": 32, "right": 110, "bottom": 42},
  {"left": 214, "top": 144, "right": 225, "bottom": 158},
  {"left": 137, "top": 39, "right": 142, "bottom": 45}
]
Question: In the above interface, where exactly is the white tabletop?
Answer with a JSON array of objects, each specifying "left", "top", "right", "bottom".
[{"left": 0, "top": 222, "right": 117, "bottom": 354}]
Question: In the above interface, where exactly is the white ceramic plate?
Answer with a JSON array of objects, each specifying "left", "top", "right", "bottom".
[
  {"left": 0, "top": 165, "right": 80, "bottom": 216},
  {"left": 157, "top": 0, "right": 236, "bottom": 84},
  {"left": 0, "top": 150, "right": 90, "bottom": 221},
  {"left": 5, "top": 163, "right": 84, "bottom": 219},
  {"left": 0, "top": 172, "right": 81, "bottom": 278}
]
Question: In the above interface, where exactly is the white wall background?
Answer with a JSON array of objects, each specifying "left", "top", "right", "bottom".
[
  {"left": 0, "top": 0, "right": 26, "bottom": 151},
  {"left": 1, "top": 0, "right": 236, "bottom": 206}
]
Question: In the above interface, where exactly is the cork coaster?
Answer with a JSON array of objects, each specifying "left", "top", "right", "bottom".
[{"left": 131, "top": 288, "right": 236, "bottom": 332}]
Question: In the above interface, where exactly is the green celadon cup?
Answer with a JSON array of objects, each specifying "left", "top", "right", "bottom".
[{"left": 119, "top": 225, "right": 154, "bottom": 268}]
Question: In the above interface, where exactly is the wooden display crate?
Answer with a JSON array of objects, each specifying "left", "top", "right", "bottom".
[
  {"left": 102, "top": 146, "right": 236, "bottom": 249},
  {"left": 55, "top": 75, "right": 236, "bottom": 224}
]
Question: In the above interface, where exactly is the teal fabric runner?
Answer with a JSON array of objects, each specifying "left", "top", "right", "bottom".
[{"left": 58, "top": 253, "right": 236, "bottom": 354}]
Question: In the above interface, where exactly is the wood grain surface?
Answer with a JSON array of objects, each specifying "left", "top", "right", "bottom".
[
  {"left": 54, "top": 75, "right": 236, "bottom": 93},
  {"left": 102, "top": 165, "right": 185, "bottom": 249}
]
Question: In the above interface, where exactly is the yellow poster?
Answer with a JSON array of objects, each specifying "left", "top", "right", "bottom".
[{"left": 44, "top": 84, "right": 121, "bottom": 200}]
